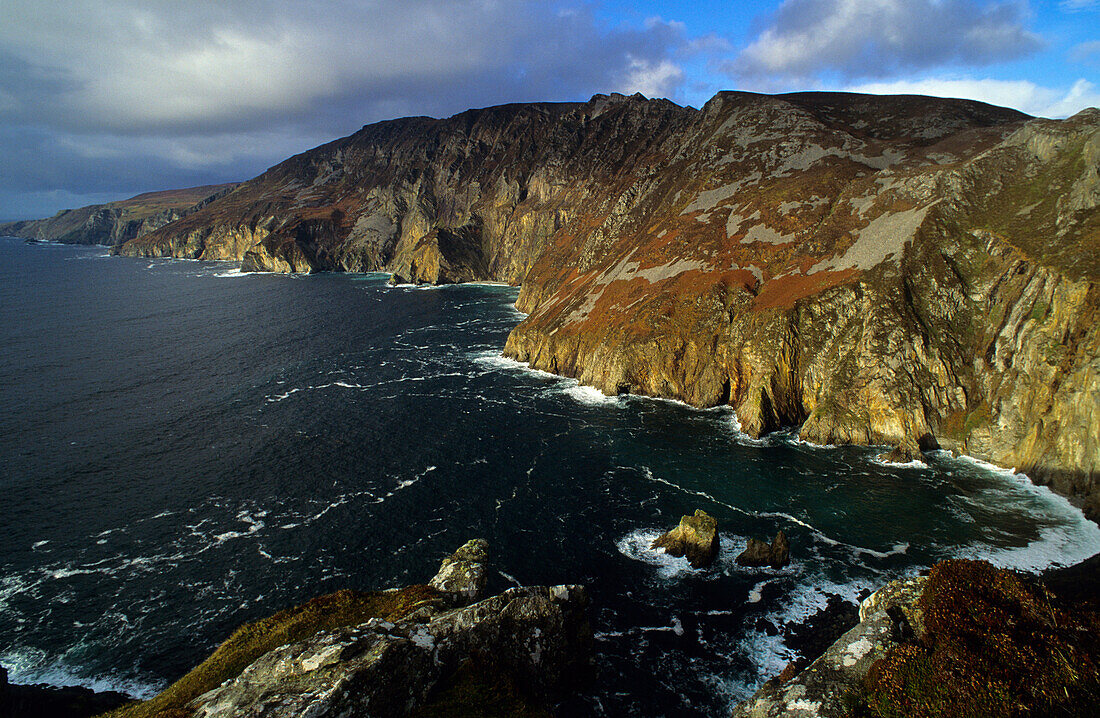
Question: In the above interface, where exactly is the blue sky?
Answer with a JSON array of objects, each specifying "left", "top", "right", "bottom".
[{"left": 1, "top": 0, "right": 1097, "bottom": 220}]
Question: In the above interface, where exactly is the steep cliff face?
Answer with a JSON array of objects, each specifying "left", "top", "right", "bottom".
[
  {"left": 0, "top": 185, "right": 238, "bottom": 246},
  {"left": 112, "top": 92, "right": 1099, "bottom": 515}
]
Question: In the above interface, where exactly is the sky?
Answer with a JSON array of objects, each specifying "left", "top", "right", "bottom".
[{"left": 1, "top": 0, "right": 1097, "bottom": 220}]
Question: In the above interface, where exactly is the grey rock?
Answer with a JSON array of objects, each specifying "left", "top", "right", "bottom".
[
  {"left": 429, "top": 538, "right": 488, "bottom": 604},
  {"left": 187, "top": 585, "right": 591, "bottom": 718}
]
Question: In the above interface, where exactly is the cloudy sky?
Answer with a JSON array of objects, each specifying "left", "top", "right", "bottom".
[{"left": 1, "top": 0, "right": 1097, "bottom": 219}]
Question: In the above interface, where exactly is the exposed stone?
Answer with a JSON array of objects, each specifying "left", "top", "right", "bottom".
[
  {"left": 429, "top": 538, "right": 488, "bottom": 604},
  {"left": 186, "top": 584, "right": 592, "bottom": 718},
  {"left": 652, "top": 509, "right": 719, "bottom": 568},
  {"left": 737, "top": 531, "right": 790, "bottom": 568}
]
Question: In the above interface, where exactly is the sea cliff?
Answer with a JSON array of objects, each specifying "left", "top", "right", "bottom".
[
  {"left": 0, "top": 185, "right": 238, "bottom": 247},
  {"left": 103, "top": 91, "right": 1099, "bottom": 518}
]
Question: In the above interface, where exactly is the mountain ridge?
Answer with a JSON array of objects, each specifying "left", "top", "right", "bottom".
[{"left": 51, "top": 91, "right": 1100, "bottom": 517}]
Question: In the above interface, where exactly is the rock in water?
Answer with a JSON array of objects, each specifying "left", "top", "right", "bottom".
[
  {"left": 652, "top": 509, "right": 719, "bottom": 568},
  {"left": 736, "top": 531, "right": 790, "bottom": 568},
  {"left": 429, "top": 538, "right": 488, "bottom": 604}
]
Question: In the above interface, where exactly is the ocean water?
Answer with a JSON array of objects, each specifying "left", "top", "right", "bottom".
[{"left": 1, "top": 237, "right": 1097, "bottom": 716}]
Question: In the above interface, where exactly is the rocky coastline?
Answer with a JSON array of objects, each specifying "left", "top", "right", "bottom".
[{"left": 73, "top": 91, "right": 1095, "bottom": 518}]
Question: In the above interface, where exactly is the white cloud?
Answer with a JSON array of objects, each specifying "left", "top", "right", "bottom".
[
  {"left": 1060, "top": 0, "right": 1099, "bottom": 9},
  {"left": 617, "top": 58, "right": 686, "bottom": 98},
  {"left": 847, "top": 77, "right": 1100, "bottom": 118},
  {"left": 728, "top": 0, "right": 1043, "bottom": 81}
]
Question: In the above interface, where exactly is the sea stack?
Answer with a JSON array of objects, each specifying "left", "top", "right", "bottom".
[{"left": 652, "top": 509, "right": 720, "bottom": 568}]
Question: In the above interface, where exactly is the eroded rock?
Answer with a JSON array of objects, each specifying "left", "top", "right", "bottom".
[
  {"left": 736, "top": 531, "right": 790, "bottom": 568},
  {"left": 652, "top": 509, "right": 719, "bottom": 568}
]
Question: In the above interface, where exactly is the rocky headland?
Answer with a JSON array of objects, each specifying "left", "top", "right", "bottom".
[
  {"left": 732, "top": 555, "right": 1100, "bottom": 717},
  {"left": 0, "top": 184, "right": 238, "bottom": 247},
  {"left": 91, "top": 91, "right": 1099, "bottom": 519},
  {"left": 68, "top": 539, "right": 593, "bottom": 718}
]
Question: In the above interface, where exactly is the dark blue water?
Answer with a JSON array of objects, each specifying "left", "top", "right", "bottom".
[{"left": 1, "top": 237, "right": 1097, "bottom": 716}]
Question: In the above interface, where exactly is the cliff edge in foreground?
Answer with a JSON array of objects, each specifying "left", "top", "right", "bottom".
[
  {"left": 97, "top": 540, "right": 592, "bottom": 718},
  {"left": 109, "top": 92, "right": 1099, "bottom": 517}
]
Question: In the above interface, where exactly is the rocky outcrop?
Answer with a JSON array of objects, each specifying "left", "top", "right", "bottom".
[
  {"left": 736, "top": 531, "right": 790, "bottom": 568},
  {"left": 0, "top": 666, "right": 133, "bottom": 718},
  {"left": 428, "top": 538, "right": 488, "bottom": 602},
  {"left": 103, "top": 541, "right": 592, "bottom": 718},
  {"left": 732, "top": 557, "right": 1100, "bottom": 717},
  {"left": 105, "top": 92, "right": 1099, "bottom": 516},
  {"left": 652, "top": 509, "right": 720, "bottom": 568},
  {"left": 186, "top": 584, "right": 591, "bottom": 718},
  {"left": 0, "top": 185, "right": 237, "bottom": 246}
]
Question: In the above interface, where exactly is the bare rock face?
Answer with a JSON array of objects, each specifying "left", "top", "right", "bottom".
[
  {"left": 428, "top": 537, "right": 488, "bottom": 603},
  {"left": 186, "top": 585, "right": 591, "bottom": 718},
  {"left": 736, "top": 531, "right": 790, "bottom": 568},
  {"left": 652, "top": 509, "right": 719, "bottom": 568},
  {"left": 731, "top": 573, "right": 924, "bottom": 718},
  {"left": 107, "top": 93, "right": 1100, "bottom": 516}
]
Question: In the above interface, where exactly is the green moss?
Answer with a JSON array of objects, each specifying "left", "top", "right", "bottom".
[
  {"left": 100, "top": 585, "right": 440, "bottom": 718},
  {"left": 858, "top": 560, "right": 1100, "bottom": 718}
]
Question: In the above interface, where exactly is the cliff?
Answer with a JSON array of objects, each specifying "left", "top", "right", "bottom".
[
  {"left": 97, "top": 540, "right": 592, "bottom": 718},
  {"left": 0, "top": 184, "right": 238, "bottom": 246},
  {"left": 110, "top": 91, "right": 1100, "bottom": 517},
  {"left": 732, "top": 557, "right": 1100, "bottom": 717}
]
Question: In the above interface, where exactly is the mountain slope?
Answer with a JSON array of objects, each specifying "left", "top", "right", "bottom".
[
  {"left": 0, "top": 184, "right": 239, "bottom": 246},
  {"left": 112, "top": 92, "right": 1100, "bottom": 517}
]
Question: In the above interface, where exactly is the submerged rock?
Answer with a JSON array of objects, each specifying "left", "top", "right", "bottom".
[
  {"left": 652, "top": 509, "right": 719, "bottom": 568},
  {"left": 736, "top": 531, "right": 790, "bottom": 568}
]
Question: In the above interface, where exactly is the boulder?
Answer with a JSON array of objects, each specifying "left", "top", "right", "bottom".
[
  {"left": 651, "top": 509, "right": 719, "bottom": 568},
  {"left": 736, "top": 531, "right": 790, "bottom": 568},
  {"left": 429, "top": 538, "right": 489, "bottom": 604}
]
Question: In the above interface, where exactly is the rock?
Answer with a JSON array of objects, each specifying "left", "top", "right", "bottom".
[
  {"left": 0, "top": 665, "right": 135, "bottom": 718},
  {"left": 651, "top": 509, "right": 719, "bottom": 568},
  {"left": 429, "top": 538, "right": 488, "bottom": 604},
  {"left": 736, "top": 531, "right": 790, "bottom": 568},
  {"left": 186, "top": 584, "right": 592, "bottom": 718},
  {"left": 858, "top": 574, "right": 928, "bottom": 635}
]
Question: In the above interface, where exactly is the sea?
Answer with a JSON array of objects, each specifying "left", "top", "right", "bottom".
[{"left": 1, "top": 236, "right": 1098, "bottom": 716}]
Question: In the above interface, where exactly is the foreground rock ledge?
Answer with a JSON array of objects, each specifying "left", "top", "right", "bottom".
[
  {"left": 103, "top": 540, "right": 593, "bottom": 718},
  {"left": 731, "top": 556, "right": 1100, "bottom": 717}
]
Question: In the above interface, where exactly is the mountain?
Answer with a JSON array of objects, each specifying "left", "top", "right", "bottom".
[
  {"left": 111, "top": 91, "right": 1100, "bottom": 518},
  {"left": 0, "top": 184, "right": 238, "bottom": 246}
]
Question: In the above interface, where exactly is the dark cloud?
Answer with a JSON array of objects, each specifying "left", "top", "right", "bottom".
[
  {"left": 725, "top": 0, "right": 1043, "bottom": 83},
  {"left": 0, "top": 0, "right": 705, "bottom": 218}
]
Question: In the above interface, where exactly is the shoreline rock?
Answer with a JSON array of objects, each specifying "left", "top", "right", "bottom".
[
  {"left": 736, "top": 532, "right": 790, "bottom": 569},
  {"left": 652, "top": 509, "right": 720, "bottom": 568}
]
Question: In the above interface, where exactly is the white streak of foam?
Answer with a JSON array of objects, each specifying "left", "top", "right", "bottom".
[{"left": 931, "top": 451, "right": 1100, "bottom": 571}]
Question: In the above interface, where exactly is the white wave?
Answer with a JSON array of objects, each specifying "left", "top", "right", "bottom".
[
  {"left": 0, "top": 649, "right": 161, "bottom": 699},
  {"left": 212, "top": 510, "right": 267, "bottom": 546},
  {"left": 383, "top": 466, "right": 436, "bottom": 499},
  {"left": 930, "top": 451, "right": 1100, "bottom": 570},
  {"left": 31, "top": 540, "right": 49, "bottom": 549},
  {"left": 468, "top": 350, "right": 560, "bottom": 379},
  {"left": 266, "top": 387, "right": 302, "bottom": 402},
  {"left": 615, "top": 528, "right": 696, "bottom": 579},
  {"left": 851, "top": 542, "right": 910, "bottom": 560},
  {"left": 747, "top": 580, "right": 771, "bottom": 603},
  {"left": 213, "top": 268, "right": 247, "bottom": 278},
  {"left": 562, "top": 384, "right": 620, "bottom": 406},
  {"left": 499, "top": 571, "right": 522, "bottom": 587}
]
